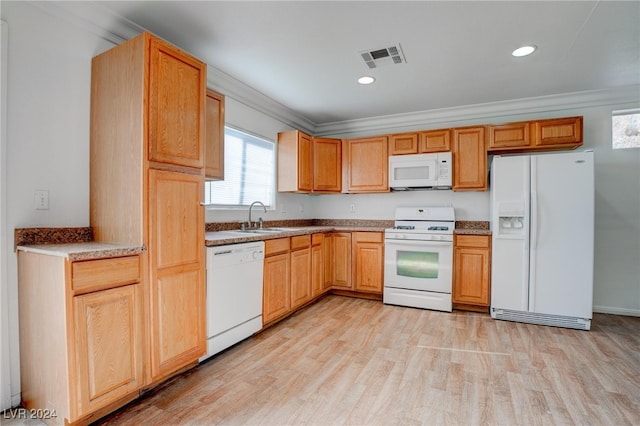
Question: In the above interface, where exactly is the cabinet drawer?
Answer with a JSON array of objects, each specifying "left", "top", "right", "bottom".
[
  {"left": 454, "top": 234, "right": 491, "bottom": 248},
  {"left": 72, "top": 255, "right": 140, "bottom": 292},
  {"left": 291, "top": 235, "right": 311, "bottom": 251},
  {"left": 311, "top": 233, "right": 324, "bottom": 246},
  {"left": 352, "top": 231, "right": 383, "bottom": 243},
  {"left": 265, "top": 238, "right": 290, "bottom": 256}
]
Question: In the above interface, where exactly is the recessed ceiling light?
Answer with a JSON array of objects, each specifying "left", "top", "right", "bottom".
[
  {"left": 358, "top": 76, "right": 376, "bottom": 85},
  {"left": 512, "top": 45, "right": 537, "bottom": 57}
]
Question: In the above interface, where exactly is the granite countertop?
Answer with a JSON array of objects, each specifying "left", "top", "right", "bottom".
[
  {"left": 454, "top": 220, "right": 492, "bottom": 236},
  {"left": 17, "top": 242, "right": 147, "bottom": 261},
  {"left": 205, "top": 225, "right": 388, "bottom": 246}
]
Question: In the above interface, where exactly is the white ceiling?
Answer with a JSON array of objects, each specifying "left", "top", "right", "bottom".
[{"left": 69, "top": 1, "right": 640, "bottom": 126}]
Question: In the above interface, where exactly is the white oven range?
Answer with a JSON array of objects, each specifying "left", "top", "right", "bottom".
[{"left": 383, "top": 206, "right": 455, "bottom": 312}]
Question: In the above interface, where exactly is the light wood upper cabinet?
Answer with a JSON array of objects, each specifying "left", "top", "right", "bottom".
[
  {"left": 313, "top": 137, "right": 342, "bottom": 192},
  {"left": 148, "top": 36, "right": 206, "bottom": 169},
  {"left": 488, "top": 116, "right": 583, "bottom": 153},
  {"left": 352, "top": 232, "right": 384, "bottom": 294},
  {"left": 205, "top": 89, "right": 225, "bottom": 180},
  {"left": 389, "top": 133, "right": 418, "bottom": 155},
  {"left": 343, "top": 136, "right": 389, "bottom": 193},
  {"left": 419, "top": 129, "right": 451, "bottom": 152},
  {"left": 534, "top": 116, "right": 583, "bottom": 148},
  {"left": 488, "top": 121, "right": 532, "bottom": 150},
  {"left": 452, "top": 126, "right": 487, "bottom": 191},
  {"left": 278, "top": 130, "right": 313, "bottom": 193},
  {"left": 453, "top": 234, "right": 491, "bottom": 311}
]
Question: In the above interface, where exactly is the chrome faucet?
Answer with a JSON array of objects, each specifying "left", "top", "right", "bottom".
[{"left": 248, "top": 201, "right": 267, "bottom": 229}]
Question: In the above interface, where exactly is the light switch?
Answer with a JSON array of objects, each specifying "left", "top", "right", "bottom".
[{"left": 35, "top": 190, "right": 49, "bottom": 210}]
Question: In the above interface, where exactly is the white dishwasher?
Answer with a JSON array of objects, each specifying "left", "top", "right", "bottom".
[{"left": 201, "top": 241, "right": 265, "bottom": 361}]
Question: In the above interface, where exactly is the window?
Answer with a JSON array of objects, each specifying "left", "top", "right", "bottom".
[
  {"left": 612, "top": 109, "right": 640, "bottom": 149},
  {"left": 204, "top": 127, "right": 275, "bottom": 208}
]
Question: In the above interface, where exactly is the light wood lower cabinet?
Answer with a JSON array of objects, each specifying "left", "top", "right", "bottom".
[
  {"left": 331, "top": 232, "right": 353, "bottom": 289},
  {"left": 74, "top": 284, "right": 144, "bottom": 417},
  {"left": 263, "top": 252, "right": 291, "bottom": 324},
  {"left": 352, "top": 232, "right": 384, "bottom": 294},
  {"left": 290, "top": 235, "right": 312, "bottom": 309},
  {"left": 18, "top": 252, "right": 144, "bottom": 425},
  {"left": 453, "top": 234, "right": 492, "bottom": 311},
  {"left": 148, "top": 169, "right": 205, "bottom": 380}
]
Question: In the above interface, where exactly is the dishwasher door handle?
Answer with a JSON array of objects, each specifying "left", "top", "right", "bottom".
[{"left": 213, "top": 250, "right": 233, "bottom": 256}]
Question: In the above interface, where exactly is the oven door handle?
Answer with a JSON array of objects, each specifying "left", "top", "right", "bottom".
[{"left": 385, "top": 238, "right": 452, "bottom": 247}]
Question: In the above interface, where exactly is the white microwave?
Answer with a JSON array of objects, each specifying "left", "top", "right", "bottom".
[{"left": 388, "top": 152, "right": 452, "bottom": 190}]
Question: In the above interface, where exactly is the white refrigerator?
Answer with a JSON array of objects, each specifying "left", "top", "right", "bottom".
[{"left": 490, "top": 151, "right": 594, "bottom": 330}]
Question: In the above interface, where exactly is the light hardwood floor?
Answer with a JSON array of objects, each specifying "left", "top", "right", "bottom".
[{"left": 94, "top": 295, "right": 640, "bottom": 425}]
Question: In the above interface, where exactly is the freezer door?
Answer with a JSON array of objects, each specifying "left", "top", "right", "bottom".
[
  {"left": 529, "top": 151, "right": 594, "bottom": 319},
  {"left": 490, "top": 155, "right": 531, "bottom": 311}
]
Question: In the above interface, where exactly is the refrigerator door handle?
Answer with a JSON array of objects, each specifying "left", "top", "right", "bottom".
[{"left": 529, "top": 157, "right": 538, "bottom": 312}]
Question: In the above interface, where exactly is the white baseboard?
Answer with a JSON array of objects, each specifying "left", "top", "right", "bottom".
[{"left": 593, "top": 305, "right": 640, "bottom": 317}]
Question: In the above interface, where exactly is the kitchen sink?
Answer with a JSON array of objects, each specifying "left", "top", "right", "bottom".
[{"left": 233, "top": 227, "right": 301, "bottom": 234}]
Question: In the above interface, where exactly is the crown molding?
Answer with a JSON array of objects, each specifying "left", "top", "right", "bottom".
[
  {"left": 315, "top": 85, "right": 640, "bottom": 136},
  {"left": 206, "top": 68, "right": 316, "bottom": 134}
]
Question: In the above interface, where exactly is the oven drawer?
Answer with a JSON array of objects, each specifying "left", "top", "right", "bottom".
[{"left": 383, "top": 287, "right": 452, "bottom": 312}]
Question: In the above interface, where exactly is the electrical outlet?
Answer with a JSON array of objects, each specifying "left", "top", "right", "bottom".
[
  {"left": 280, "top": 203, "right": 287, "bottom": 213},
  {"left": 34, "top": 190, "right": 49, "bottom": 210},
  {"left": 349, "top": 203, "right": 356, "bottom": 213},
  {"left": 299, "top": 203, "right": 304, "bottom": 213}
]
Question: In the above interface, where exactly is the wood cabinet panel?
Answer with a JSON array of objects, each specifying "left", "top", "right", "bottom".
[
  {"left": 72, "top": 256, "right": 140, "bottom": 293},
  {"left": 205, "top": 89, "right": 225, "bottom": 180},
  {"left": 453, "top": 235, "right": 491, "bottom": 310},
  {"left": 74, "top": 283, "right": 144, "bottom": 417},
  {"left": 389, "top": 133, "right": 418, "bottom": 155},
  {"left": 488, "top": 122, "right": 531, "bottom": 150},
  {"left": 150, "top": 266, "right": 205, "bottom": 377},
  {"left": 488, "top": 116, "right": 583, "bottom": 153},
  {"left": 149, "top": 169, "right": 205, "bottom": 379},
  {"left": 323, "top": 233, "right": 333, "bottom": 291},
  {"left": 352, "top": 232, "right": 384, "bottom": 294},
  {"left": 277, "top": 130, "right": 313, "bottom": 192},
  {"left": 291, "top": 234, "right": 311, "bottom": 251},
  {"left": 291, "top": 247, "right": 312, "bottom": 309},
  {"left": 313, "top": 137, "right": 342, "bottom": 192},
  {"left": 311, "top": 238, "right": 325, "bottom": 298},
  {"left": 149, "top": 170, "right": 203, "bottom": 269},
  {"left": 265, "top": 237, "right": 290, "bottom": 256},
  {"left": 331, "top": 232, "right": 352, "bottom": 289},
  {"left": 263, "top": 253, "right": 291, "bottom": 324},
  {"left": 148, "top": 37, "right": 206, "bottom": 169},
  {"left": 419, "top": 129, "right": 451, "bottom": 152},
  {"left": 343, "top": 136, "right": 389, "bottom": 193},
  {"left": 534, "top": 116, "right": 582, "bottom": 147},
  {"left": 452, "top": 126, "right": 487, "bottom": 191}
]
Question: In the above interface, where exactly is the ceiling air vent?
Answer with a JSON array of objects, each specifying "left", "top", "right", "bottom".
[{"left": 360, "top": 44, "right": 406, "bottom": 69}]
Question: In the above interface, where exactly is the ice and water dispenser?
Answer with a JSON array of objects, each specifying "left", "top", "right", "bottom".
[{"left": 495, "top": 201, "right": 526, "bottom": 237}]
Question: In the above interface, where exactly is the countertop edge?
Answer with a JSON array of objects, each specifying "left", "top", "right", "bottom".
[{"left": 17, "top": 243, "right": 147, "bottom": 261}]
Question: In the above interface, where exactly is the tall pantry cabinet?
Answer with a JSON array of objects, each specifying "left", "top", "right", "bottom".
[{"left": 90, "top": 33, "right": 206, "bottom": 384}]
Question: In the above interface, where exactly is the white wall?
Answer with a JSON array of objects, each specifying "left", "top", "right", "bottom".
[
  {"left": 0, "top": 0, "right": 638, "bottom": 413},
  {"left": 0, "top": 1, "right": 115, "bottom": 409}
]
